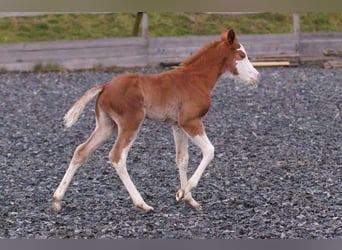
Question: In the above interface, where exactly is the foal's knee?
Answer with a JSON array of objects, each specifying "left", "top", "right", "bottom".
[
  {"left": 112, "top": 162, "right": 126, "bottom": 175},
  {"left": 176, "top": 154, "right": 189, "bottom": 170},
  {"left": 72, "top": 144, "right": 89, "bottom": 166},
  {"left": 204, "top": 144, "right": 215, "bottom": 161},
  {"left": 108, "top": 147, "right": 121, "bottom": 163},
  {"left": 109, "top": 149, "right": 126, "bottom": 175}
]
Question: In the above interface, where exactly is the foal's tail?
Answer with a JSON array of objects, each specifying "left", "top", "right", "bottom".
[{"left": 64, "top": 84, "right": 105, "bottom": 128}]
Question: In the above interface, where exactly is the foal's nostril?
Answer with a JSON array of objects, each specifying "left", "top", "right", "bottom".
[
  {"left": 249, "top": 72, "right": 260, "bottom": 84},
  {"left": 252, "top": 72, "right": 260, "bottom": 81}
]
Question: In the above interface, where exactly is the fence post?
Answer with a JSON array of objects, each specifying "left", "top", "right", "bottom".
[
  {"left": 293, "top": 13, "right": 300, "bottom": 34},
  {"left": 132, "top": 12, "right": 143, "bottom": 36},
  {"left": 292, "top": 13, "right": 301, "bottom": 55},
  {"left": 141, "top": 12, "right": 149, "bottom": 38}
]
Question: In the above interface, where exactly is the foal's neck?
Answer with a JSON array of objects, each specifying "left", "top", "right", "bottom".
[{"left": 180, "top": 41, "right": 228, "bottom": 92}]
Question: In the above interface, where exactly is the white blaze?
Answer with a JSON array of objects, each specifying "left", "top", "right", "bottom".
[{"left": 235, "top": 44, "right": 260, "bottom": 84}]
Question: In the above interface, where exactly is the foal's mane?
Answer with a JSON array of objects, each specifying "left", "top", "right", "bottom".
[{"left": 180, "top": 40, "right": 221, "bottom": 67}]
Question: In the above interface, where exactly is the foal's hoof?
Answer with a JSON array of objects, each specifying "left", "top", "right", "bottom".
[
  {"left": 136, "top": 203, "right": 154, "bottom": 212},
  {"left": 184, "top": 197, "right": 201, "bottom": 209},
  {"left": 52, "top": 201, "right": 62, "bottom": 211},
  {"left": 176, "top": 190, "right": 201, "bottom": 208},
  {"left": 176, "top": 189, "right": 185, "bottom": 201}
]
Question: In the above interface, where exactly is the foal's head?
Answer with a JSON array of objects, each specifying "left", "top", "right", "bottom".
[{"left": 221, "top": 29, "right": 260, "bottom": 84}]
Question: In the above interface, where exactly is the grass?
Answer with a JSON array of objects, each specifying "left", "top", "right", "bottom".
[
  {"left": 32, "top": 63, "right": 66, "bottom": 72},
  {"left": 0, "top": 12, "right": 341, "bottom": 43}
]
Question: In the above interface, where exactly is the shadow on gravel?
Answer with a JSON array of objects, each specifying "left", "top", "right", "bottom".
[{"left": 0, "top": 66, "right": 341, "bottom": 238}]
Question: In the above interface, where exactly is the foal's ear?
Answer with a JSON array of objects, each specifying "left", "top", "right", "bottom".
[
  {"left": 221, "top": 29, "right": 236, "bottom": 45},
  {"left": 227, "top": 29, "right": 236, "bottom": 45}
]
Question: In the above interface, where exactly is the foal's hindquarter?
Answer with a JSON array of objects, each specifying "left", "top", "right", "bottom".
[{"left": 53, "top": 29, "right": 259, "bottom": 212}]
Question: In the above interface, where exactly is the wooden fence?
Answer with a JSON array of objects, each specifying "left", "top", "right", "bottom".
[
  {"left": 0, "top": 32, "right": 341, "bottom": 71},
  {"left": 0, "top": 12, "right": 341, "bottom": 71}
]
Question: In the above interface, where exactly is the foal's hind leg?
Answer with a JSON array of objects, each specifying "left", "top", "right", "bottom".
[
  {"left": 109, "top": 112, "right": 154, "bottom": 212},
  {"left": 53, "top": 109, "right": 116, "bottom": 211},
  {"left": 172, "top": 125, "right": 201, "bottom": 208}
]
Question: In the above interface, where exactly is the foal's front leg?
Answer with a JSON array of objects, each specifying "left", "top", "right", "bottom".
[
  {"left": 176, "top": 119, "right": 214, "bottom": 203},
  {"left": 172, "top": 125, "right": 201, "bottom": 208}
]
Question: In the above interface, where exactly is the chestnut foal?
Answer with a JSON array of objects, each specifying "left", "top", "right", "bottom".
[{"left": 53, "top": 29, "right": 260, "bottom": 212}]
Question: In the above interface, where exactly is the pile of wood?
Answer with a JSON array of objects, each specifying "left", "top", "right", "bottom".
[
  {"left": 322, "top": 50, "right": 342, "bottom": 69},
  {"left": 250, "top": 50, "right": 342, "bottom": 69},
  {"left": 250, "top": 54, "right": 300, "bottom": 67}
]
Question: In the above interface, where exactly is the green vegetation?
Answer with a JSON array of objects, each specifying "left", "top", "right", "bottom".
[
  {"left": 32, "top": 63, "right": 66, "bottom": 72},
  {"left": 300, "top": 12, "right": 342, "bottom": 32},
  {"left": 0, "top": 12, "right": 341, "bottom": 43}
]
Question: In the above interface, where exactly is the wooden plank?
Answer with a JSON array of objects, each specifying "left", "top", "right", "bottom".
[
  {"left": 148, "top": 36, "right": 215, "bottom": 64},
  {"left": 300, "top": 32, "right": 342, "bottom": 40},
  {"left": 239, "top": 33, "right": 298, "bottom": 56},
  {"left": 149, "top": 36, "right": 215, "bottom": 47},
  {"left": 0, "top": 45, "right": 147, "bottom": 63},
  {"left": 0, "top": 55, "right": 148, "bottom": 71},
  {"left": 239, "top": 33, "right": 297, "bottom": 43},
  {"left": 251, "top": 61, "right": 291, "bottom": 67},
  {"left": 0, "top": 37, "right": 147, "bottom": 52},
  {"left": 323, "top": 50, "right": 342, "bottom": 57},
  {"left": 298, "top": 32, "right": 342, "bottom": 56},
  {"left": 299, "top": 39, "right": 342, "bottom": 55},
  {"left": 252, "top": 54, "right": 300, "bottom": 59},
  {"left": 323, "top": 60, "right": 342, "bottom": 69},
  {"left": 251, "top": 54, "right": 300, "bottom": 65},
  {"left": 61, "top": 55, "right": 147, "bottom": 69},
  {"left": 0, "top": 62, "right": 35, "bottom": 71},
  {"left": 148, "top": 46, "right": 199, "bottom": 63}
]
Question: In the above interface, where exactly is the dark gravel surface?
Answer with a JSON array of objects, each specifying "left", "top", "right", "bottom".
[{"left": 0, "top": 66, "right": 341, "bottom": 239}]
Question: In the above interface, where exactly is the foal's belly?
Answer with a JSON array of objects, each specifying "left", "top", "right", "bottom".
[{"left": 145, "top": 106, "right": 179, "bottom": 124}]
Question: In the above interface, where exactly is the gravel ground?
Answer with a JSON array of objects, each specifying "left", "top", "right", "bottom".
[{"left": 0, "top": 66, "right": 341, "bottom": 239}]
